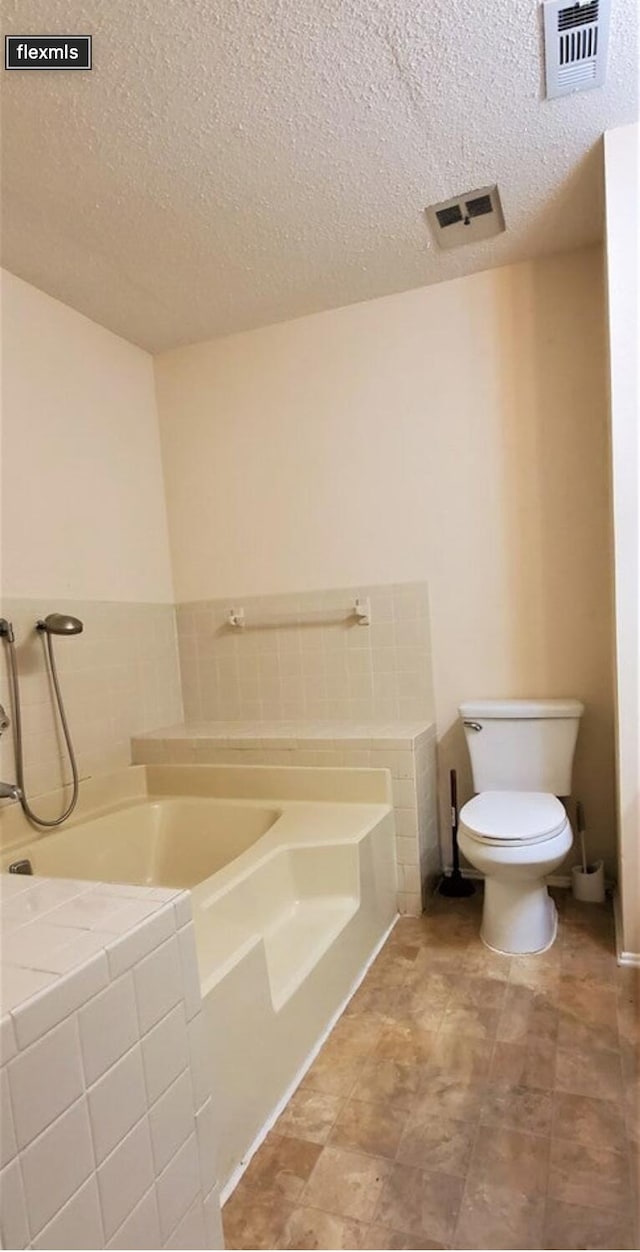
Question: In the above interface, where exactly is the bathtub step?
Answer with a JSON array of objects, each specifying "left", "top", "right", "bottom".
[{"left": 264, "top": 895, "right": 358, "bottom": 1011}]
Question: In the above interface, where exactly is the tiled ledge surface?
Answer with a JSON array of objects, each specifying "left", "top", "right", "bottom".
[
  {"left": 135, "top": 718, "right": 434, "bottom": 746},
  {"left": 0, "top": 873, "right": 223, "bottom": 1250},
  {"left": 132, "top": 720, "right": 441, "bottom": 915}
]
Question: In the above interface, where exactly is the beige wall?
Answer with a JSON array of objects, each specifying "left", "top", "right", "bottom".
[
  {"left": 1, "top": 269, "right": 174, "bottom": 603},
  {"left": 0, "top": 272, "right": 182, "bottom": 796},
  {"left": 604, "top": 124, "right": 640, "bottom": 956},
  {"left": 156, "top": 247, "right": 616, "bottom": 872}
]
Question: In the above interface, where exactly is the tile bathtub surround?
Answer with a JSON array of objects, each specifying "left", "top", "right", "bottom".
[
  {"left": 222, "top": 889, "right": 639, "bottom": 1251},
  {"left": 0, "top": 873, "right": 223, "bottom": 1250},
  {"left": 175, "top": 582, "right": 435, "bottom": 724},
  {"left": 132, "top": 719, "right": 440, "bottom": 915},
  {"left": 0, "top": 598, "right": 182, "bottom": 804}
]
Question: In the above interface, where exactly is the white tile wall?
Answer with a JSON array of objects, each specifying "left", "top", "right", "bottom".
[
  {"left": 133, "top": 936, "right": 183, "bottom": 1034},
  {"left": 97, "top": 1116, "right": 155, "bottom": 1240},
  {"left": 8, "top": 1018, "right": 84, "bottom": 1149},
  {"left": 141, "top": 1004, "right": 191, "bottom": 1106},
  {"left": 175, "top": 581, "right": 435, "bottom": 724},
  {"left": 78, "top": 974, "right": 139, "bottom": 1086},
  {"left": 0, "top": 598, "right": 182, "bottom": 805},
  {"left": 20, "top": 1099, "right": 95, "bottom": 1235},
  {"left": 0, "top": 1157, "right": 30, "bottom": 1249},
  {"left": 0, "top": 876, "right": 222, "bottom": 1250},
  {"left": 148, "top": 1071, "right": 195, "bottom": 1175},
  {"left": 132, "top": 719, "right": 441, "bottom": 914},
  {"left": 165, "top": 1196, "right": 208, "bottom": 1250},
  {"left": 155, "top": 1133, "right": 201, "bottom": 1242},
  {"left": 105, "top": 1186, "right": 160, "bottom": 1251},
  {"left": 87, "top": 1048, "right": 148, "bottom": 1164},
  {"left": 1, "top": 1067, "right": 17, "bottom": 1170},
  {"left": 32, "top": 1176, "right": 103, "bottom": 1251}
]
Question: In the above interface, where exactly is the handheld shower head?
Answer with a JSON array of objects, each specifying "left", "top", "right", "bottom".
[{"left": 37, "top": 614, "right": 84, "bottom": 636}]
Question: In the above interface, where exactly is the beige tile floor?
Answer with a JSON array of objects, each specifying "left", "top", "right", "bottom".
[{"left": 223, "top": 888, "right": 639, "bottom": 1250}]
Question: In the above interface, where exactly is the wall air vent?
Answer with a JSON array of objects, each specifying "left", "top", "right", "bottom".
[
  {"left": 426, "top": 185, "right": 505, "bottom": 250},
  {"left": 542, "top": 0, "right": 610, "bottom": 99}
]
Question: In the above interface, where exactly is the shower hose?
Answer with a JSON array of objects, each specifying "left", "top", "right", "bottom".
[{"left": 5, "top": 627, "right": 80, "bottom": 827}]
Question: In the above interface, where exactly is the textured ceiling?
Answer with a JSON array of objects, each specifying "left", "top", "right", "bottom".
[{"left": 1, "top": 0, "right": 636, "bottom": 351}]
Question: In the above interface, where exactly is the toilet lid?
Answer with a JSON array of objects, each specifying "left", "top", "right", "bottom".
[{"left": 460, "top": 791, "right": 567, "bottom": 845}]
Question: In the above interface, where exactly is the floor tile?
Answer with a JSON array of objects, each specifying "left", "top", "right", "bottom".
[
  {"left": 240, "top": 1133, "right": 323, "bottom": 1201},
  {"left": 481, "top": 1083, "right": 553, "bottom": 1135},
  {"left": 344, "top": 983, "right": 401, "bottom": 1020},
  {"left": 445, "top": 974, "right": 507, "bottom": 1011},
  {"left": 374, "top": 1162, "right": 464, "bottom": 1243},
  {"left": 454, "top": 1179, "right": 545, "bottom": 1249},
  {"left": 618, "top": 996, "right": 640, "bottom": 1049},
  {"left": 557, "top": 1013, "right": 620, "bottom": 1054},
  {"left": 622, "top": 1038, "right": 640, "bottom": 1084},
  {"left": 490, "top": 1039, "right": 556, "bottom": 1089},
  {"left": 329, "top": 1097, "right": 408, "bottom": 1159},
  {"left": 462, "top": 945, "right": 512, "bottom": 982},
  {"left": 413, "top": 1073, "right": 486, "bottom": 1122},
  {"left": 561, "top": 946, "right": 618, "bottom": 985},
  {"left": 508, "top": 952, "right": 562, "bottom": 994},
  {"left": 350, "top": 1056, "right": 428, "bottom": 1109},
  {"left": 386, "top": 918, "right": 430, "bottom": 945},
  {"left": 562, "top": 899, "right": 612, "bottom": 931},
  {"left": 616, "top": 967, "right": 640, "bottom": 1034},
  {"left": 301, "top": 1144, "right": 392, "bottom": 1222},
  {"left": 276, "top": 1089, "right": 343, "bottom": 1145},
  {"left": 555, "top": 1043, "right": 624, "bottom": 1102},
  {"left": 558, "top": 975, "right": 619, "bottom": 1028},
  {"left": 497, "top": 983, "right": 559, "bottom": 1044},
  {"left": 365, "top": 1223, "right": 445, "bottom": 1249},
  {"left": 551, "top": 1090, "right": 627, "bottom": 1152},
  {"left": 548, "top": 1136, "right": 630, "bottom": 1211},
  {"left": 326, "top": 1012, "right": 382, "bottom": 1053},
  {"left": 222, "top": 1190, "right": 293, "bottom": 1250},
  {"left": 427, "top": 1031, "right": 494, "bottom": 1081},
  {"left": 367, "top": 950, "right": 416, "bottom": 988},
  {"left": 393, "top": 975, "right": 453, "bottom": 1029},
  {"left": 396, "top": 1111, "right": 476, "bottom": 1176},
  {"left": 373, "top": 1021, "right": 436, "bottom": 1063},
  {"left": 302, "top": 1045, "right": 363, "bottom": 1097},
  {"left": 412, "top": 938, "right": 472, "bottom": 972},
  {"left": 543, "top": 1198, "right": 636, "bottom": 1250},
  {"left": 440, "top": 1001, "right": 502, "bottom": 1039},
  {"left": 279, "top": 1206, "right": 370, "bottom": 1250},
  {"left": 467, "top": 1124, "right": 549, "bottom": 1193},
  {"left": 375, "top": 939, "right": 421, "bottom": 969}
]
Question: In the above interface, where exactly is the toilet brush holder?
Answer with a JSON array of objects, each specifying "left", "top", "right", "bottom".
[{"left": 571, "top": 859, "right": 605, "bottom": 904}]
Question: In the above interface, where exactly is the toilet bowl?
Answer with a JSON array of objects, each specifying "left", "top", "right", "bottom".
[{"left": 458, "top": 790, "right": 573, "bottom": 954}]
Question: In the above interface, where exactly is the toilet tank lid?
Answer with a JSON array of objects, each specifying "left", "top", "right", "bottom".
[{"left": 459, "top": 699, "right": 584, "bottom": 720}]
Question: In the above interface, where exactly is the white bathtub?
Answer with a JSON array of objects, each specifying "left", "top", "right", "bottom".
[
  {"left": 0, "top": 764, "right": 397, "bottom": 1188},
  {"left": 2, "top": 797, "right": 281, "bottom": 888}
]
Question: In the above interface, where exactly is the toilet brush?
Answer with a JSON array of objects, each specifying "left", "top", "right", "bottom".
[
  {"left": 577, "top": 800, "right": 588, "bottom": 874},
  {"left": 571, "top": 800, "right": 605, "bottom": 903},
  {"left": 439, "top": 769, "right": 475, "bottom": 897}
]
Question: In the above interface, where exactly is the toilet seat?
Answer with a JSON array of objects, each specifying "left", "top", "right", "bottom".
[{"left": 459, "top": 790, "right": 567, "bottom": 847}]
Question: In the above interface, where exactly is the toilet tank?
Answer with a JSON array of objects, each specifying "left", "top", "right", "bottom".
[{"left": 459, "top": 699, "right": 584, "bottom": 795}]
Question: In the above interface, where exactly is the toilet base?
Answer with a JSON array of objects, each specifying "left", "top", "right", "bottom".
[{"left": 480, "top": 877, "right": 558, "bottom": 955}]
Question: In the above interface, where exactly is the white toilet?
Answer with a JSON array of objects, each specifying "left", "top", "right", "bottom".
[{"left": 457, "top": 698, "right": 584, "bottom": 955}]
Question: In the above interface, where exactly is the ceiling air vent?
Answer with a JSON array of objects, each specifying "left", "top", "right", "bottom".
[
  {"left": 426, "top": 185, "right": 505, "bottom": 250},
  {"left": 542, "top": 0, "right": 610, "bottom": 99}
]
